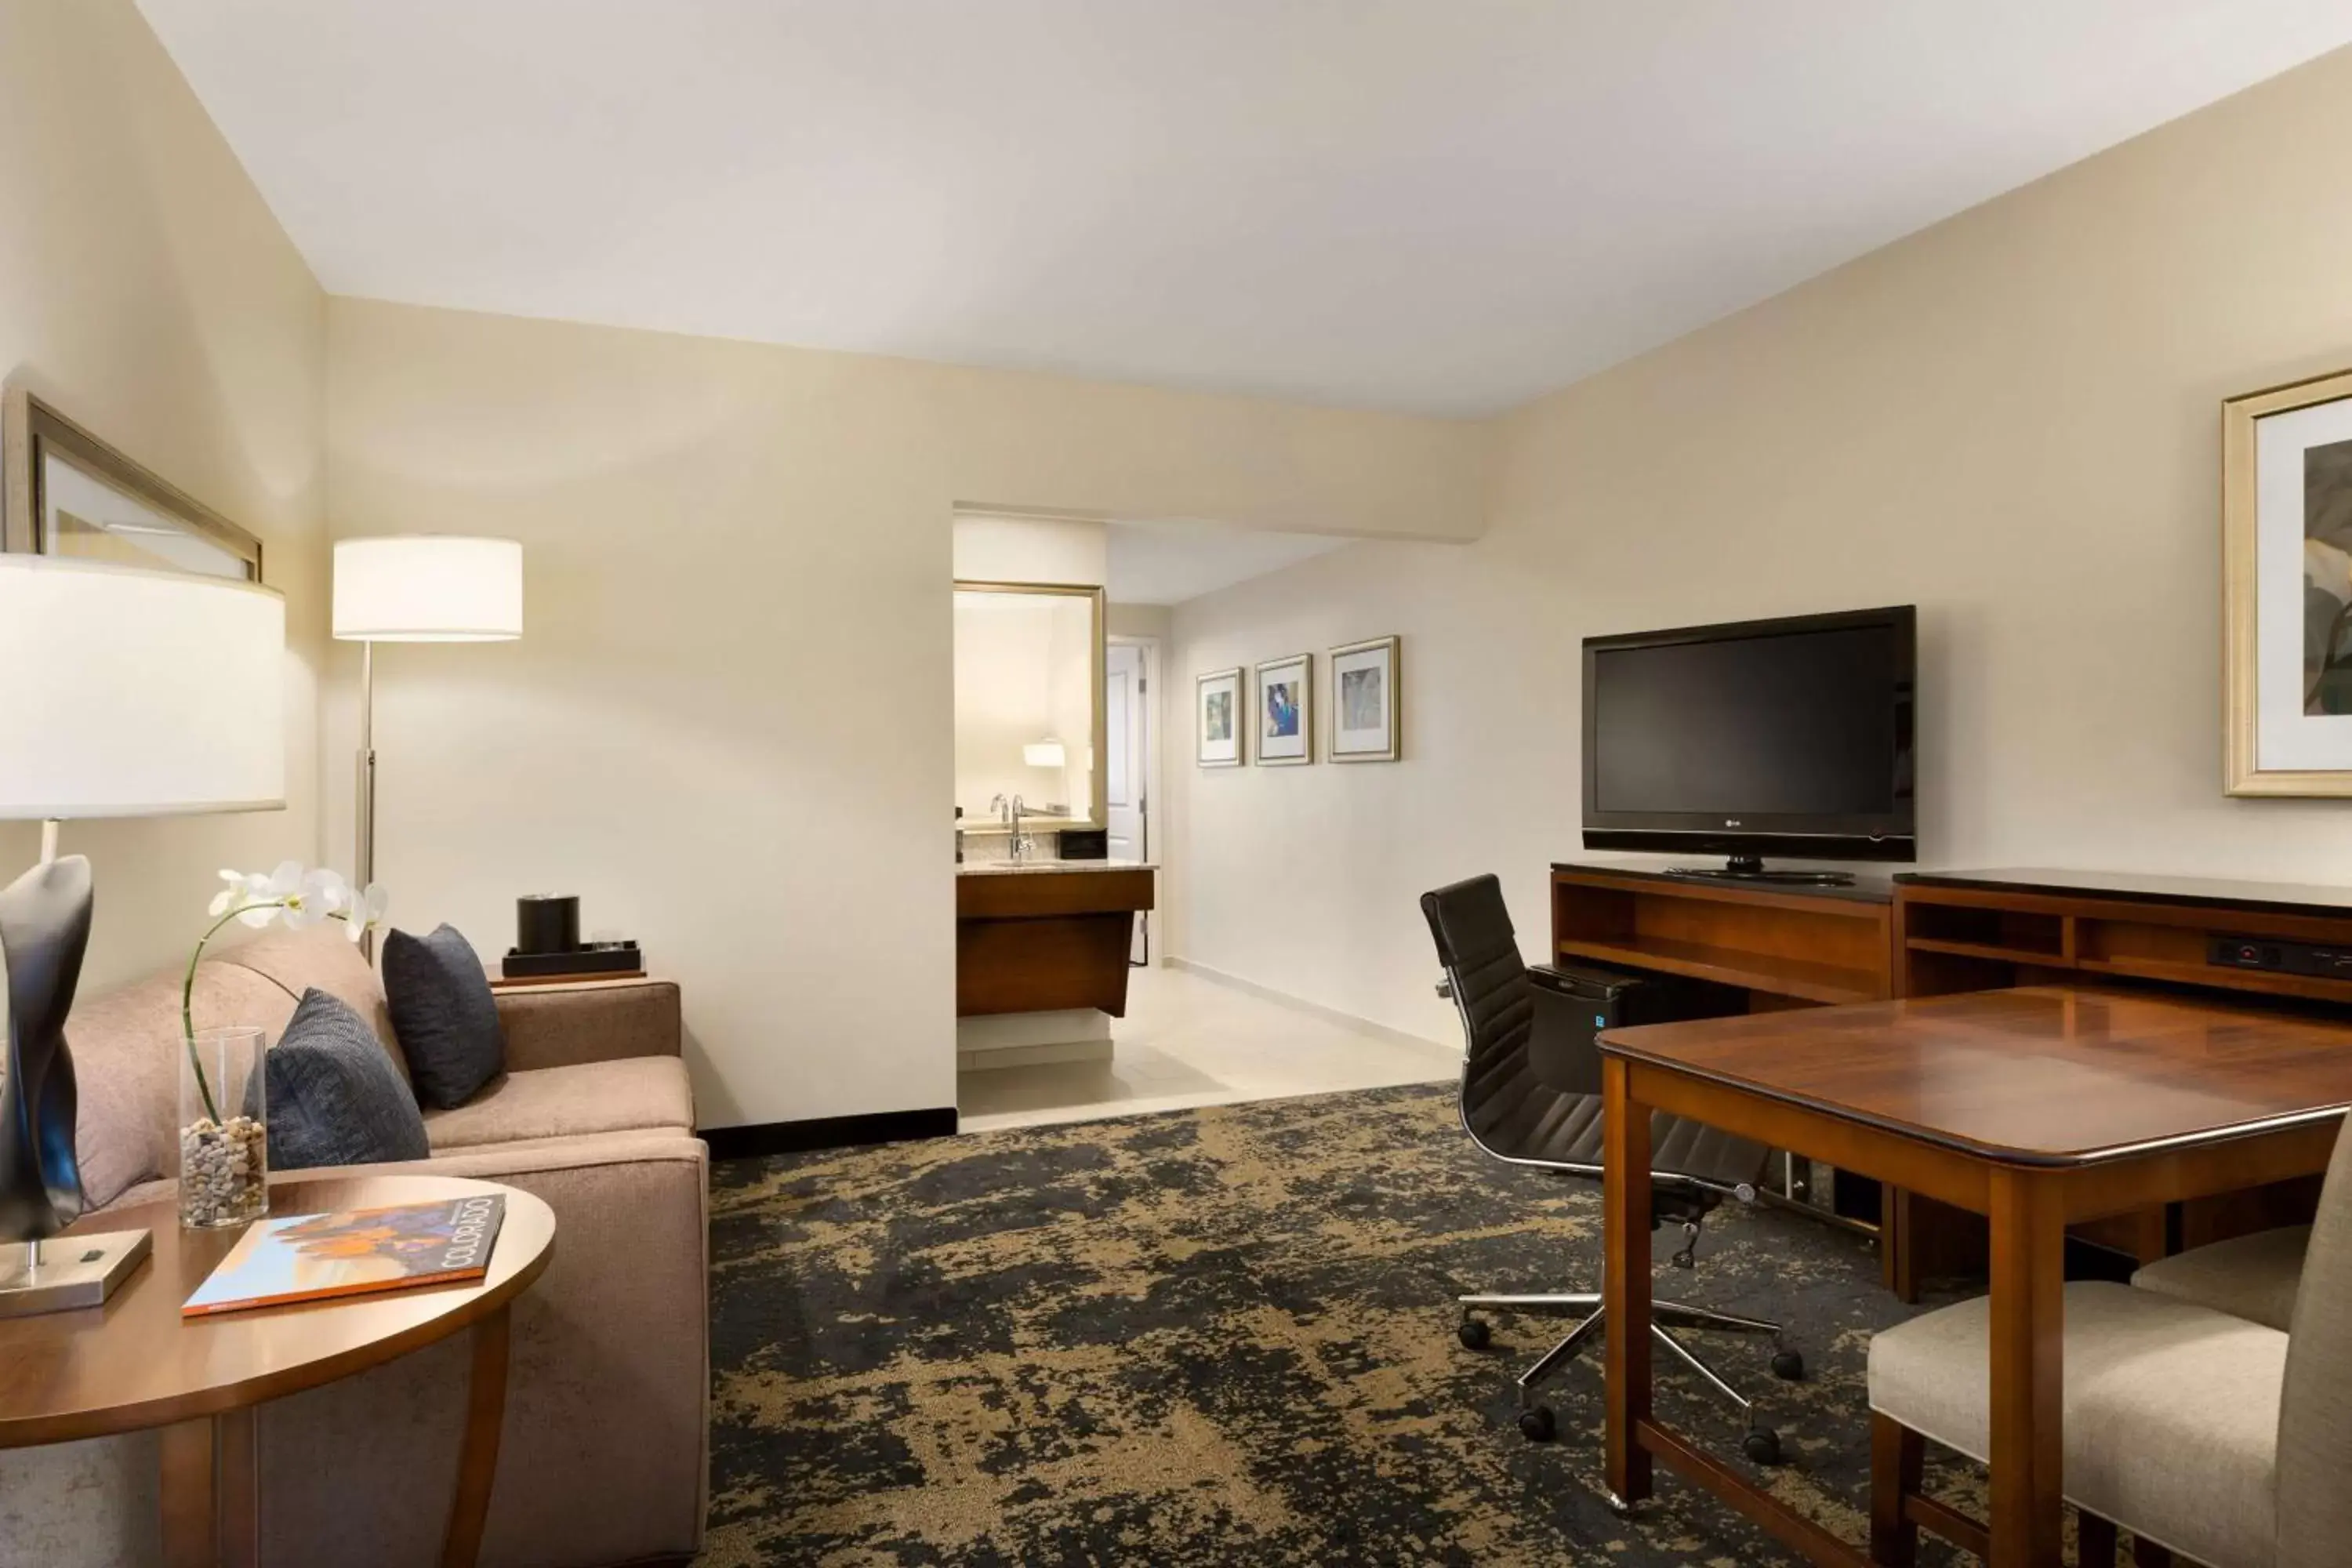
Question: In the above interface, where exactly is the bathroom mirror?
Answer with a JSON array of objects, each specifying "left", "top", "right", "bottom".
[{"left": 954, "top": 581, "right": 1106, "bottom": 833}]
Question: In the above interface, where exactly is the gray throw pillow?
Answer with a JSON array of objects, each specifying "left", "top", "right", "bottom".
[
  {"left": 380, "top": 924, "right": 506, "bottom": 1110},
  {"left": 265, "top": 988, "right": 431, "bottom": 1170}
]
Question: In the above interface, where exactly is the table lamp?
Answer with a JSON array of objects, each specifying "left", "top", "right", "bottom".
[
  {"left": 0, "top": 557, "right": 285, "bottom": 1315},
  {"left": 331, "top": 536, "right": 524, "bottom": 906}
]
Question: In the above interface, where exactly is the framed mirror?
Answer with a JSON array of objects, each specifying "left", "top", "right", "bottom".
[
  {"left": 954, "top": 581, "right": 1106, "bottom": 833},
  {"left": 3, "top": 385, "right": 262, "bottom": 579}
]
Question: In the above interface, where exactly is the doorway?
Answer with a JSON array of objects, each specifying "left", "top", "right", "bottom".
[{"left": 1105, "top": 636, "right": 1156, "bottom": 964}]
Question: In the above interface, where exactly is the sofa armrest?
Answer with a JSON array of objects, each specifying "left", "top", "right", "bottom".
[
  {"left": 252, "top": 1132, "right": 710, "bottom": 1565},
  {"left": 493, "top": 976, "right": 682, "bottom": 1070}
]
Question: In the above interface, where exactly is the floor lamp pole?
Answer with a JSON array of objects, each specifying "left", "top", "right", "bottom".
[{"left": 357, "top": 640, "right": 376, "bottom": 960}]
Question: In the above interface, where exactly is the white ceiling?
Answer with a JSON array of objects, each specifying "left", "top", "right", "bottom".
[
  {"left": 139, "top": 2, "right": 2352, "bottom": 416},
  {"left": 1107, "top": 521, "right": 1350, "bottom": 606}
]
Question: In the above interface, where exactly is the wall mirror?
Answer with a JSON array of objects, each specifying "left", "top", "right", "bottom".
[
  {"left": 2, "top": 385, "right": 262, "bottom": 579},
  {"left": 954, "top": 581, "right": 1106, "bottom": 833}
]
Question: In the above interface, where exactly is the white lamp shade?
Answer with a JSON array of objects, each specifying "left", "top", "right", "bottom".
[
  {"left": 1023, "top": 740, "right": 1067, "bottom": 768},
  {"left": 332, "top": 536, "right": 523, "bottom": 641},
  {"left": 0, "top": 557, "right": 285, "bottom": 818}
]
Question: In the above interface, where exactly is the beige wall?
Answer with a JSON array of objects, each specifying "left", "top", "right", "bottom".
[
  {"left": 953, "top": 513, "right": 1107, "bottom": 586},
  {"left": 0, "top": 0, "right": 326, "bottom": 993},
  {"left": 324, "top": 298, "right": 1487, "bottom": 1128},
  {"left": 1167, "top": 44, "right": 2352, "bottom": 1044}
]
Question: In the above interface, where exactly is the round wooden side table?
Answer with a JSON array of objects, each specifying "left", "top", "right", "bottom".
[{"left": 0, "top": 1173, "right": 556, "bottom": 1568}]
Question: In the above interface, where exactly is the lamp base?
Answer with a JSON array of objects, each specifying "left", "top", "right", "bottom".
[{"left": 0, "top": 1229, "right": 150, "bottom": 1318}]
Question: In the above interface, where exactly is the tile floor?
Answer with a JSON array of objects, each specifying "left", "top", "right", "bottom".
[{"left": 955, "top": 963, "right": 1462, "bottom": 1132}]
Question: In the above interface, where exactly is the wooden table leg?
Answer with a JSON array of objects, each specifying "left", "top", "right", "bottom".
[
  {"left": 216, "top": 1407, "right": 260, "bottom": 1568},
  {"left": 1602, "top": 1057, "right": 1653, "bottom": 1510},
  {"left": 1870, "top": 1412, "right": 1923, "bottom": 1566},
  {"left": 1987, "top": 1167, "right": 2065, "bottom": 1566},
  {"left": 1882, "top": 1188, "right": 1919, "bottom": 1303},
  {"left": 2077, "top": 1510, "right": 2118, "bottom": 1565},
  {"left": 159, "top": 1416, "right": 217, "bottom": 1568},
  {"left": 442, "top": 1304, "right": 513, "bottom": 1568}
]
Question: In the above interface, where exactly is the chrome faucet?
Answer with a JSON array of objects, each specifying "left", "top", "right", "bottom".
[{"left": 988, "top": 793, "right": 1036, "bottom": 862}]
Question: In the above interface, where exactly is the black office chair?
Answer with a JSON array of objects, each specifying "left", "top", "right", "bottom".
[{"left": 1421, "top": 873, "right": 1802, "bottom": 1463}]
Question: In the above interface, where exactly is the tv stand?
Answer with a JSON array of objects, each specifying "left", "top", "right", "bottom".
[{"left": 1665, "top": 855, "right": 1856, "bottom": 887}]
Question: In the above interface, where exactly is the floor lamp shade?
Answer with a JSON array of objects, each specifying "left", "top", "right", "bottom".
[
  {"left": 332, "top": 536, "right": 524, "bottom": 642},
  {"left": 0, "top": 557, "right": 287, "bottom": 818},
  {"left": 330, "top": 535, "right": 523, "bottom": 923}
]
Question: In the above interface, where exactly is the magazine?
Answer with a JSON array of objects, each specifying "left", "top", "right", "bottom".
[{"left": 183, "top": 1193, "right": 506, "bottom": 1318}]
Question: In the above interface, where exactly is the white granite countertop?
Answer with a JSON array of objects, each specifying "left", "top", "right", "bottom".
[{"left": 957, "top": 858, "right": 1156, "bottom": 877}]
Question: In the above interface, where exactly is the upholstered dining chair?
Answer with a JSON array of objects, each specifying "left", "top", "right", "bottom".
[
  {"left": 2131, "top": 1223, "right": 2307, "bottom": 1331},
  {"left": 1866, "top": 1121, "right": 2352, "bottom": 1567},
  {"left": 1421, "top": 874, "right": 1803, "bottom": 1463}
]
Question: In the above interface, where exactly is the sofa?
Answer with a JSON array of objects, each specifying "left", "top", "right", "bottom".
[{"left": 0, "top": 927, "right": 708, "bottom": 1568}]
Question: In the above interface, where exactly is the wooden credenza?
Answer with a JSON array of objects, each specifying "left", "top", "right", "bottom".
[{"left": 1552, "top": 861, "right": 2352, "bottom": 1298}]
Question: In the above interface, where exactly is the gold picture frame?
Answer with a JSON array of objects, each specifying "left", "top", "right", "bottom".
[
  {"left": 2223, "top": 365, "right": 2352, "bottom": 795},
  {"left": 1253, "top": 653, "right": 1312, "bottom": 766},
  {"left": 1327, "top": 635, "right": 1400, "bottom": 762},
  {"left": 1196, "top": 667, "right": 1244, "bottom": 768},
  {"left": 2, "top": 382, "right": 263, "bottom": 578}
]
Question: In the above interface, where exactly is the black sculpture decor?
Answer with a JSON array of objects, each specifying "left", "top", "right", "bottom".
[{"left": 0, "top": 854, "right": 93, "bottom": 1251}]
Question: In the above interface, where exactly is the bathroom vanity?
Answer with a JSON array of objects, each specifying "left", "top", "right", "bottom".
[
  {"left": 951, "top": 572, "right": 1151, "bottom": 1070},
  {"left": 956, "top": 859, "right": 1155, "bottom": 1018}
]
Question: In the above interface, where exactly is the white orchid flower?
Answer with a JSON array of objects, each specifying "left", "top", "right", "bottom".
[
  {"left": 343, "top": 881, "right": 390, "bottom": 942},
  {"left": 204, "top": 863, "right": 379, "bottom": 935},
  {"left": 207, "top": 869, "right": 245, "bottom": 918},
  {"left": 283, "top": 867, "right": 348, "bottom": 931},
  {"left": 238, "top": 861, "right": 303, "bottom": 928}
]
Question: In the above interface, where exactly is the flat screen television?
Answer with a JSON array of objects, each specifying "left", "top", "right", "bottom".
[{"left": 1581, "top": 605, "right": 1915, "bottom": 881}]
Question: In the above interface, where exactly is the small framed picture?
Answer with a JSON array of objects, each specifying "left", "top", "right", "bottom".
[
  {"left": 1196, "top": 667, "right": 1243, "bottom": 767},
  {"left": 1329, "top": 635, "right": 1399, "bottom": 762},
  {"left": 1254, "top": 653, "right": 1312, "bottom": 765},
  {"left": 2226, "top": 365, "right": 2352, "bottom": 793}
]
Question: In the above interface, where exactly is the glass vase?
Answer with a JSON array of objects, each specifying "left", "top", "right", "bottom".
[{"left": 179, "top": 1025, "right": 268, "bottom": 1229}]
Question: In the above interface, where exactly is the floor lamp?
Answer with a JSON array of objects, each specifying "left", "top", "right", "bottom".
[
  {"left": 331, "top": 537, "right": 524, "bottom": 939},
  {"left": 0, "top": 557, "right": 285, "bottom": 1313}
]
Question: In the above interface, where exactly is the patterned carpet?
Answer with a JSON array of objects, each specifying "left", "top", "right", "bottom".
[{"left": 699, "top": 1083, "right": 1987, "bottom": 1566}]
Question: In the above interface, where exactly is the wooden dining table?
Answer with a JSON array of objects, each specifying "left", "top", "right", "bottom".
[{"left": 1597, "top": 985, "right": 2352, "bottom": 1567}]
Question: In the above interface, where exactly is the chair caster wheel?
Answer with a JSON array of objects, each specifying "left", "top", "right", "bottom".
[
  {"left": 1518, "top": 1406, "right": 1557, "bottom": 1443},
  {"left": 1770, "top": 1348, "right": 1805, "bottom": 1381},
  {"left": 1742, "top": 1428, "right": 1783, "bottom": 1466},
  {"left": 1457, "top": 1318, "right": 1492, "bottom": 1350}
]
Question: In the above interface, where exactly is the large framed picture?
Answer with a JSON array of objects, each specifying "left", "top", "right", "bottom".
[
  {"left": 1254, "top": 653, "right": 1312, "bottom": 765},
  {"left": 1329, "top": 635, "right": 1399, "bottom": 762},
  {"left": 2225, "top": 365, "right": 2352, "bottom": 794},
  {"left": 1196, "top": 666, "right": 1243, "bottom": 767}
]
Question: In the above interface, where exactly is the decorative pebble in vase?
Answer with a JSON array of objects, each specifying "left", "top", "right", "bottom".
[{"left": 180, "top": 1025, "right": 267, "bottom": 1229}]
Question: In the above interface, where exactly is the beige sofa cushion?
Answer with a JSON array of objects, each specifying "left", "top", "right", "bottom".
[
  {"left": 64, "top": 963, "right": 300, "bottom": 1210},
  {"left": 420, "top": 1057, "right": 695, "bottom": 1150},
  {"left": 2132, "top": 1225, "right": 2309, "bottom": 1332},
  {"left": 213, "top": 927, "right": 404, "bottom": 1081},
  {"left": 1870, "top": 1279, "right": 2283, "bottom": 1568}
]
